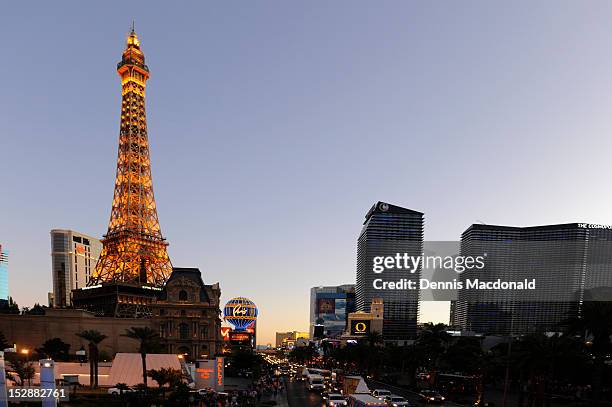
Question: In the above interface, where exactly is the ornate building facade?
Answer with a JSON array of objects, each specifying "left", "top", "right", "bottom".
[{"left": 152, "top": 268, "right": 222, "bottom": 360}]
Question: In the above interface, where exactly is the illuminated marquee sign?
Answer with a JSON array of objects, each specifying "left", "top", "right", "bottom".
[
  {"left": 229, "top": 331, "right": 252, "bottom": 344},
  {"left": 195, "top": 358, "right": 224, "bottom": 391},
  {"left": 221, "top": 327, "right": 231, "bottom": 341},
  {"left": 350, "top": 320, "right": 371, "bottom": 336},
  {"left": 216, "top": 357, "right": 224, "bottom": 389}
]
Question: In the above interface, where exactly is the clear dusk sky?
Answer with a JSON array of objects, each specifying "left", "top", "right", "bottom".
[{"left": 3, "top": 2, "right": 612, "bottom": 345}]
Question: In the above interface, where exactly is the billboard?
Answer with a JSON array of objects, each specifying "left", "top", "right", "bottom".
[
  {"left": 229, "top": 331, "right": 252, "bottom": 345},
  {"left": 317, "top": 298, "right": 336, "bottom": 314},
  {"left": 350, "top": 320, "right": 370, "bottom": 336},
  {"left": 194, "top": 357, "right": 224, "bottom": 391}
]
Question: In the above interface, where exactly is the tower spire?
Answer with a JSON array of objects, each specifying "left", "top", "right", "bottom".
[{"left": 90, "top": 30, "right": 172, "bottom": 287}]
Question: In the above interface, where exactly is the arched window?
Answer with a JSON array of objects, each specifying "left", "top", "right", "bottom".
[
  {"left": 179, "top": 323, "right": 190, "bottom": 340},
  {"left": 178, "top": 290, "right": 188, "bottom": 301}
]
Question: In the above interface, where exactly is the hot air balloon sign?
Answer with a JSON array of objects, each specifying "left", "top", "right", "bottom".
[{"left": 223, "top": 297, "right": 258, "bottom": 331}]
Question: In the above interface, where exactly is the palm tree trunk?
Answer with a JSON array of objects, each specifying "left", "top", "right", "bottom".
[
  {"left": 88, "top": 343, "right": 95, "bottom": 388},
  {"left": 93, "top": 346, "right": 99, "bottom": 388},
  {"left": 141, "top": 352, "right": 147, "bottom": 387}
]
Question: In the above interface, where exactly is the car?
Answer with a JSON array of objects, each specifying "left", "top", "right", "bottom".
[
  {"left": 372, "top": 389, "right": 393, "bottom": 400},
  {"left": 418, "top": 390, "right": 445, "bottom": 403},
  {"left": 384, "top": 394, "right": 412, "bottom": 406},
  {"left": 308, "top": 374, "right": 325, "bottom": 391},
  {"left": 108, "top": 386, "right": 135, "bottom": 395},
  {"left": 325, "top": 393, "right": 348, "bottom": 406}
]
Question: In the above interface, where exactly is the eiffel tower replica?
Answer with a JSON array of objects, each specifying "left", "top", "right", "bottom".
[{"left": 73, "top": 27, "right": 173, "bottom": 318}]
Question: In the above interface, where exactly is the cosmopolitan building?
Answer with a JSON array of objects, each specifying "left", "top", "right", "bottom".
[
  {"left": 356, "top": 202, "right": 424, "bottom": 343},
  {"left": 50, "top": 229, "right": 102, "bottom": 307},
  {"left": 309, "top": 284, "right": 355, "bottom": 339},
  {"left": 0, "top": 245, "right": 8, "bottom": 300},
  {"left": 452, "top": 223, "right": 612, "bottom": 335}
]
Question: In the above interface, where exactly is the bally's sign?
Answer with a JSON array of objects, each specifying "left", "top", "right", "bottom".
[{"left": 350, "top": 320, "right": 371, "bottom": 336}]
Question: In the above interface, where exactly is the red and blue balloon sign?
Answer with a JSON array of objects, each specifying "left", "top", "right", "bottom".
[{"left": 223, "top": 297, "right": 258, "bottom": 331}]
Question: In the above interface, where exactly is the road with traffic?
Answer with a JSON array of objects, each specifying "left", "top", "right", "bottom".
[
  {"left": 285, "top": 378, "right": 323, "bottom": 407},
  {"left": 282, "top": 377, "right": 461, "bottom": 407}
]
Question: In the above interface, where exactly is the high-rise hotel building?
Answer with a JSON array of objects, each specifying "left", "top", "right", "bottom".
[
  {"left": 356, "top": 202, "right": 424, "bottom": 343},
  {"left": 309, "top": 284, "right": 356, "bottom": 339},
  {"left": 51, "top": 229, "right": 102, "bottom": 307},
  {"left": 452, "top": 223, "right": 612, "bottom": 335},
  {"left": 0, "top": 244, "right": 8, "bottom": 301}
]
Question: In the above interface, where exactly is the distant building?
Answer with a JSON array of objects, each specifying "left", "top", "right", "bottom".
[
  {"left": 309, "top": 285, "right": 355, "bottom": 339},
  {"left": 0, "top": 245, "right": 8, "bottom": 300},
  {"left": 453, "top": 223, "right": 612, "bottom": 335},
  {"left": 50, "top": 229, "right": 102, "bottom": 307},
  {"left": 356, "top": 202, "right": 424, "bottom": 344},
  {"left": 275, "top": 331, "right": 309, "bottom": 349}
]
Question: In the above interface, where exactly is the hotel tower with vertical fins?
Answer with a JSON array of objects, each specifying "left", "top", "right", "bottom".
[{"left": 356, "top": 202, "right": 424, "bottom": 343}]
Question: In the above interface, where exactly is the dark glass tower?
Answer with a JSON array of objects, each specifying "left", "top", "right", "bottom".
[
  {"left": 453, "top": 223, "right": 612, "bottom": 335},
  {"left": 356, "top": 202, "right": 424, "bottom": 342}
]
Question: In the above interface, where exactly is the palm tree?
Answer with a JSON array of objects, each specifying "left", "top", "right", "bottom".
[
  {"left": 564, "top": 302, "right": 612, "bottom": 406},
  {"left": 75, "top": 330, "right": 107, "bottom": 388},
  {"left": 7, "top": 359, "right": 35, "bottom": 386},
  {"left": 366, "top": 331, "right": 384, "bottom": 348},
  {"left": 123, "top": 327, "right": 159, "bottom": 388},
  {"left": 148, "top": 367, "right": 184, "bottom": 401},
  {"left": 417, "top": 323, "right": 450, "bottom": 372}
]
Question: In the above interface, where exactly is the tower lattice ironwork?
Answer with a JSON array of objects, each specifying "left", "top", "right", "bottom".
[{"left": 90, "top": 28, "right": 172, "bottom": 287}]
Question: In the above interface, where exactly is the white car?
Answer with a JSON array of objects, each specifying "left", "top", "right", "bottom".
[
  {"left": 108, "top": 386, "right": 135, "bottom": 395},
  {"left": 384, "top": 394, "right": 412, "bottom": 406},
  {"left": 326, "top": 393, "right": 348, "bottom": 406},
  {"left": 372, "top": 389, "right": 392, "bottom": 400}
]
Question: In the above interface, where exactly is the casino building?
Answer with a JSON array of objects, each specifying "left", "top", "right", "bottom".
[
  {"left": 152, "top": 268, "right": 222, "bottom": 359},
  {"left": 309, "top": 285, "right": 355, "bottom": 339},
  {"left": 356, "top": 202, "right": 424, "bottom": 343},
  {"left": 343, "top": 298, "right": 383, "bottom": 341},
  {"left": 0, "top": 29, "right": 223, "bottom": 360},
  {"left": 451, "top": 223, "right": 612, "bottom": 335}
]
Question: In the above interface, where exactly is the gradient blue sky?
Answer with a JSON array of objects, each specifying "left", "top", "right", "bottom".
[{"left": 3, "top": 2, "right": 612, "bottom": 345}]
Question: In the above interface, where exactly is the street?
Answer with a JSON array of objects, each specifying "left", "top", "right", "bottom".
[
  {"left": 285, "top": 378, "right": 323, "bottom": 407},
  {"left": 282, "top": 377, "right": 462, "bottom": 407}
]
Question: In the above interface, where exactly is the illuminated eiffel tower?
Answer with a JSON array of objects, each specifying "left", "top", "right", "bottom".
[{"left": 74, "top": 27, "right": 171, "bottom": 317}]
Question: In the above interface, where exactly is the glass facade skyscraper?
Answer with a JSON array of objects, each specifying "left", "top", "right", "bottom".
[
  {"left": 356, "top": 202, "right": 424, "bottom": 342},
  {"left": 452, "top": 223, "right": 612, "bottom": 335},
  {"left": 51, "top": 230, "right": 102, "bottom": 307}
]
